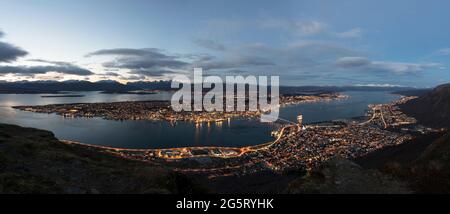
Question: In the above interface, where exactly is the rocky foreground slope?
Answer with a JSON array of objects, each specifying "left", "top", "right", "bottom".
[{"left": 0, "top": 124, "right": 205, "bottom": 194}]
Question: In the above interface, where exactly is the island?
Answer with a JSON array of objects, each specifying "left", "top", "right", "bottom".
[{"left": 13, "top": 93, "right": 347, "bottom": 123}]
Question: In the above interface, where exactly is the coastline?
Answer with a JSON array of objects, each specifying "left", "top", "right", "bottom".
[
  {"left": 12, "top": 93, "right": 346, "bottom": 123},
  {"left": 60, "top": 124, "right": 295, "bottom": 160}
]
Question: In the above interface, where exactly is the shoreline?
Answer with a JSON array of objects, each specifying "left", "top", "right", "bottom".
[
  {"left": 60, "top": 124, "right": 295, "bottom": 160},
  {"left": 11, "top": 93, "right": 347, "bottom": 123}
]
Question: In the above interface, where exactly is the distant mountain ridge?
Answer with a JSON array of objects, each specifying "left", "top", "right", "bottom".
[
  {"left": 126, "top": 81, "right": 173, "bottom": 91},
  {"left": 0, "top": 80, "right": 422, "bottom": 94},
  {"left": 400, "top": 83, "right": 450, "bottom": 128},
  {"left": 0, "top": 80, "right": 137, "bottom": 93}
]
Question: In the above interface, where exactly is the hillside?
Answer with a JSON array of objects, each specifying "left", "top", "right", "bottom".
[
  {"left": 0, "top": 124, "right": 204, "bottom": 194},
  {"left": 392, "top": 88, "right": 431, "bottom": 96},
  {"left": 408, "top": 133, "right": 450, "bottom": 193},
  {"left": 286, "top": 158, "right": 411, "bottom": 194},
  {"left": 400, "top": 83, "right": 450, "bottom": 128},
  {"left": 372, "top": 133, "right": 450, "bottom": 194}
]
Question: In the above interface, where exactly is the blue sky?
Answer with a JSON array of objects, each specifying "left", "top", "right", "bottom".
[{"left": 0, "top": 0, "right": 449, "bottom": 87}]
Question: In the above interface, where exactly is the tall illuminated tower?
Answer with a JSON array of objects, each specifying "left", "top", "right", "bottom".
[{"left": 297, "top": 115, "right": 303, "bottom": 126}]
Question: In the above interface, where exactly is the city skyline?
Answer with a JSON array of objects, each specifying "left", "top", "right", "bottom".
[{"left": 1, "top": 0, "right": 450, "bottom": 87}]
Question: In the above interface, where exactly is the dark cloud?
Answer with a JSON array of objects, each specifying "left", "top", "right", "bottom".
[
  {"left": 28, "top": 59, "right": 80, "bottom": 67},
  {"left": 86, "top": 42, "right": 357, "bottom": 80},
  {"left": 102, "top": 57, "right": 188, "bottom": 70},
  {"left": 0, "top": 30, "right": 28, "bottom": 62},
  {"left": 190, "top": 41, "right": 356, "bottom": 76},
  {"left": 193, "top": 38, "right": 226, "bottom": 51},
  {"left": 335, "top": 57, "right": 371, "bottom": 68},
  {"left": 0, "top": 64, "right": 93, "bottom": 76},
  {"left": 87, "top": 48, "right": 189, "bottom": 77},
  {"left": 86, "top": 48, "right": 165, "bottom": 57},
  {"left": 335, "top": 57, "right": 443, "bottom": 75},
  {"left": 123, "top": 75, "right": 146, "bottom": 81},
  {"left": 104, "top": 72, "right": 120, "bottom": 77},
  {"left": 87, "top": 48, "right": 189, "bottom": 70},
  {"left": 128, "top": 68, "right": 176, "bottom": 77},
  {"left": 194, "top": 55, "right": 275, "bottom": 70},
  {"left": 0, "top": 31, "right": 92, "bottom": 78},
  {"left": 0, "top": 41, "right": 28, "bottom": 62},
  {"left": 84, "top": 39, "right": 442, "bottom": 85}
]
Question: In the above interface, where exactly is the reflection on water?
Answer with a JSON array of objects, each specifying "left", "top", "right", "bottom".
[
  {"left": 0, "top": 91, "right": 400, "bottom": 149},
  {"left": 280, "top": 91, "right": 401, "bottom": 123}
]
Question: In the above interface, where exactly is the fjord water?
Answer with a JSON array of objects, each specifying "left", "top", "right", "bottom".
[{"left": 0, "top": 91, "right": 400, "bottom": 149}]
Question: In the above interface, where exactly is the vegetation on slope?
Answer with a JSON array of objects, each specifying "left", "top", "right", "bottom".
[{"left": 0, "top": 123, "right": 205, "bottom": 194}]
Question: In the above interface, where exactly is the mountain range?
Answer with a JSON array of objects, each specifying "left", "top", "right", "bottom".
[{"left": 0, "top": 80, "right": 425, "bottom": 94}]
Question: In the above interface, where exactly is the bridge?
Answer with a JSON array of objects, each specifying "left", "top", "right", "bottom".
[{"left": 358, "top": 104, "right": 388, "bottom": 128}]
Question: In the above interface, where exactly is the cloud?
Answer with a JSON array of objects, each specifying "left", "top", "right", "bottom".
[
  {"left": 123, "top": 75, "right": 147, "bottom": 81},
  {"left": 200, "top": 19, "right": 244, "bottom": 39},
  {"left": 335, "top": 56, "right": 443, "bottom": 74},
  {"left": 87, "top": 48, "right": 189, "bottom": 76},
  {"left": 260, "top": 19, "right": 362, "bottom": 40},
  {"left": 194, "top": 55, "right": 275, "bottom": 70},
  {"left": 86, "top": 48, "right": 165, "bottom": 57},
  {"left": 354, "top": 83, "right": 403, "bottom": 87},
  {"left": 192, "top": 38, "right": 226, "bottom": 51},
  {"left": 104, "top": 72, "right": 120, "bottom": 77},
  {"left": 294, "top": 21, "right": 327, "bottom": 36},
  {"left": 0, "top": 30, "right": 28, "bottom": 62},
  {"left": 336, "top": 28, "right": 362, "bottom": 39},
  {"left": 286, "top": 41, "right": 360, "bottom": 59},
  {"left": 128, "top": 68, "right": 176, "bottom": 77},
  {"left": 335, "top": 57, "right": 371, "bottom": 67},
  {"left": 0, "top": 31, "right": 92, "bottom": 77},
  {"left": 0, "top": 63, "right": 93, "bottom": 76},
  {"left": 371, "top": 61, "right": 443, "bottom": 74},
  {"left": 102, "top": 57, "right": 187, "bottom": 70},
  {"left": 189, "top": 41, "right": 360, "bottom": 79},
  {"left": 28, "top": 59, "right": 79, "bottom": 67},
  {"left": 260, "top": 19, "right": 327, "bottom": 36},
  {"left": 0, "top": 42, "right": 28, "bottom": 62},
  {"left": 436, "top": 48, "right": 450, "bottom": 56}
]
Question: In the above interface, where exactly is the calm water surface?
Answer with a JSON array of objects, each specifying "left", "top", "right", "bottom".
[{"left": 0, "top": 91, "right": 400, "bottom": 149}]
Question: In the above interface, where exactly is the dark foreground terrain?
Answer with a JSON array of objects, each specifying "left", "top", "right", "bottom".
[
  {"left": 2, "top": 123, "right": 450, "bottom": 194},
  {"left": 0, "top": 124, "right": 208, "bottom": 194},
  {"left": 284, "top": 132, "right": 450, "bottom": 194}
]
